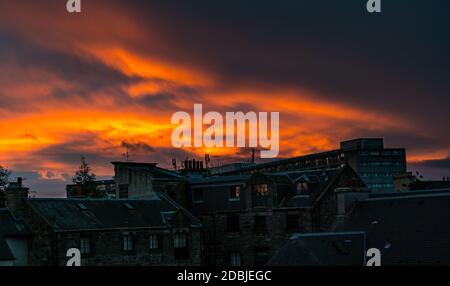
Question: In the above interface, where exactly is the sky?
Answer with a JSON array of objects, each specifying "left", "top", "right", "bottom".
[{"left": 0, "top": 0, "right": 449, "bottom": 197}]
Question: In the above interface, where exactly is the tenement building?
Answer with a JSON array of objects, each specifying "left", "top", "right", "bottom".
[
  {"left": 187, "top": 165, "right": 368, "bottom": 266},
  {"left": 5, "top": 178, "right": 202, "bottom": 266}
]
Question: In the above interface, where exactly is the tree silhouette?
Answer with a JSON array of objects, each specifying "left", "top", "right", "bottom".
[
  {"left": 0, "top": 165, "right": 11, "bottom": 207},
  {"left": 72, "top": 157, "right": 101, "bottom": 198}
]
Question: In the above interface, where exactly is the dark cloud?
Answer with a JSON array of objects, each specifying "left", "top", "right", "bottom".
[
  {"left": 121, "top": 141, "right": 155, "bottom": 154},
  {"left": 416, "top": 155, "right": 450, "bottom": 170},
  {"left": 122, "top": 0, "right": 450, "bottom": 145},
  {"left": 0, "top": 32, "right": 136, "bottom": 90},
  {"left": 32, "top": 133, "right": 120, "bottom": 166}
]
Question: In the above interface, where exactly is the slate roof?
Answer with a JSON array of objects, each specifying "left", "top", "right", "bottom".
[
  {"left": 0, "top": 238, "right": 14, "bottom": 261},
  {"left": 189, "top": 175, "right": 250, "bottom": 186},
  {"left": 267, "top": 232, "right": 365, "bottom": 266},
  {"left": 277, "top": 168, "right": 346, "bottom": 208},
  {"left": 0, "top": 208, "right": 31, "bottom": 237},
  {"left": 0, "top": 209, "right": 31, "bottom": 261},
  {"left": 336, "top": 189, "right": 450, "bottom": 265},
  {"left": 25, "top": 192, "right": 201, "bottom": 232}
]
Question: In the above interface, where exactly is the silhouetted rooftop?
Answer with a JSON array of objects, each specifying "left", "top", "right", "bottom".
[
  {"left": 267, "top": 232, "right": 365, "bottom": 266},
  {"left": 25, "top": 193, "right": 201, "bottom": 232}
]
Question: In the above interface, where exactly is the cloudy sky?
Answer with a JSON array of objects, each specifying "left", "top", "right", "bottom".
[{"left": 0, "top": 0, "right": 449, "bottom": 197}]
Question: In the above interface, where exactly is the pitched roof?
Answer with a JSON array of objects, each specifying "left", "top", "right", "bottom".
[
  {"left": 277, "top": 168, "right": 345, "bottom": 208},
  {"left": 0, "top": 209, "right": 31, "bottom": 262},
  {"left": 25, "top": 193, "right": 201, "bottom": 232},
  {"left": 189, "top": 175, "right": 250, "bottom": 187},
  {"left": 267, "top": 232, "right": 365, "bottom": 266},
  {"left": 0, "top": 208, "right": 31, "bottom": 237},
  {"left": 336, "top": 189, "right": 450, "bottom": 265},
  {"left": 0, "top": 237, "right": 14, "bottom": 261}
]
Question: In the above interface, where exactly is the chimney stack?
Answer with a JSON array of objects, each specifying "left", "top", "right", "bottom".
[{"left": 5, "top": 177, "right": 29, "bottom": 218}]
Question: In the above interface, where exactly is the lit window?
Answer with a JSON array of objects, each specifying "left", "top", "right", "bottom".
[
  {"left": 296, "top": 182, "right": 308, "bottom": 194},
  {"left": 254, "top": 184, "right": 269, "bottom": 196},
  {"left": 80, "top": 236, "right": 91, "bottom": 254},
  {"left": 123, "top": 234, "right": 134, "bottom": 252},
  {"left": 149, "top": 234, "right": 159, "bottom": 250},
  {"left": 229, "top": 186, "right": 241, "bottom": 201}
]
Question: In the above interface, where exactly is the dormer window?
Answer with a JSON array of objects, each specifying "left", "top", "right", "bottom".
[
  {"left": 254, "top": 184, "right": 269, "bottom": 197},
  {"left": 296, "top": 182, "right": 308, "bottom": 194},
  {"left": 192, "top": 188, "right": 204, "bottom": 203},
  {"left": 229, "top": 186, "right": 241, "bottom": 201}
]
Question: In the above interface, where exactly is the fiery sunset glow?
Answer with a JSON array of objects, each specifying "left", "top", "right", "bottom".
[{"left": 1, "top": 0, "right": 449, "bottom": 196}]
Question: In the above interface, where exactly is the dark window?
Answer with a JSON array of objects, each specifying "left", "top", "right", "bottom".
[
  {"left": 229, "top": 186, "right": 241, "bottom": 201},
  {"left": 149, "top": 234, "right": 160, "bottom": 250},
  {"left": 229, "top": 252, "right": 242, "bottom": 266},
  {"left": 123, "top": 233, "right": 134, "bottom": 252},
  {"left": 286, "top": 214, "right": 300, "bottom": 233},
  {"left": 227, "top": 215, "right": 240, "bottom": 232},
  {"left": 174, "top": 233, "right": 189, "bottom": 260},
  {"left": 254, "top": 216, "right": 267, "bottom": 234},
  {"left": 255, "top": 248, "right": 269, "bottom": 266},
  {"left": 192, "top": 189, "right": 204, "bottom": 203},
  {"left": 80, "top": 236, "right": 91, "bottom": 254}
]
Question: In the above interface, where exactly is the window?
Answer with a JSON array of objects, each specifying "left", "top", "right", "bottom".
[
  {"left": 192, "top": 189, "right": 204, "bottom": 203},
  {"left": 254, "top": 216, "right": 267, "bottom": 234},
  {"left": 80, "top": 236, "right": 91, "bottom": 254},
  {"left": 123, "top": 203, "right": 135, "bottom": 210},
  {"left": 149, "top": 234, "right": 160, "bottom": 250},
  {"left": 296, "top": 182, "right": 308, "bottom": 194},
  {"left": 286, "top": 214, "right": 300, "bottom": 233},
  {"left": 227, "top": 215, "right": 240, "bottom": 232},
  {"left": 229, "top": 186, "right": 241, "bottom": 201},
  {"left": 174, "top": 233, "right": 187, "bottom": 248},
  {"left": 123, "top": 233, "right": 134, "bottom": 252},
  {"left": 255, "top": 248, "right": 269, "bottom": 266},
  {"left": 254, "top": 184, "right": 269, "bottom": 197},
  {"left": 229, "top": 252, "right": 242, "bottom": 266},
  {"left": 173, "top": 233, "right": 189, "bottom": 260}
]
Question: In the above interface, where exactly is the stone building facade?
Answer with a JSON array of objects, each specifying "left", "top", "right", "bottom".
[
  {"left": 6, "top": 186, "right": 202, "bottom": 266},
  {"left": 187, "top": 165, "right": 368, "bottom": 266}
]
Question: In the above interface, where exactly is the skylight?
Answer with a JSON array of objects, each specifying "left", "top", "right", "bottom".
[
  {"left": 123, "top": 203, "right": 135, "bottom": 210},
  {"left": 76, "top": 203, "right": 88, "bottom": 210}
]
